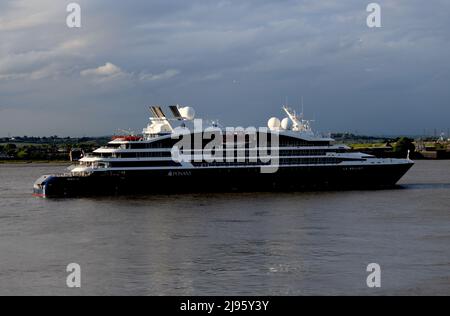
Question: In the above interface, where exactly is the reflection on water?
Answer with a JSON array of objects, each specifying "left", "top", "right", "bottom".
[
  {"left": 0, "top": 161, "right": 449, "bottom": 295},
  {"left": 399, "top": 183, "right": 450, "bottom": 190}
]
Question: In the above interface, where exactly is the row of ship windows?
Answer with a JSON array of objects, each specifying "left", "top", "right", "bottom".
[
  {"left": 107, "top": 141, "right": 331, "bottom": 150},
  {"left": 191, "top": 158, "right": 343, "bottom": 166},
  {"left": 103, "top": 157, "right": 361, "bottom": 168},
  {"left": 97, "top": 149, "right": 347, "bottom": 158},
  {"left": 111, "top": 144, "right": 332, "bottom": 150}
]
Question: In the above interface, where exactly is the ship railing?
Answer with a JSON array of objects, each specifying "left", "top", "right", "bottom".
[{"left": 49, "top": 172, "right": 76, "bottom": 177}]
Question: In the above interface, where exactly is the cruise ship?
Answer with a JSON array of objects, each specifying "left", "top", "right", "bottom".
[{"left": 33, "top": 105, "right": 414, "bottom": 197}]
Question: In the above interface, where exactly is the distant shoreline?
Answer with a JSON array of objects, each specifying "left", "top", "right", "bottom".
[{"left": 0, "top": 160, "right": 71, "bottom": 165}]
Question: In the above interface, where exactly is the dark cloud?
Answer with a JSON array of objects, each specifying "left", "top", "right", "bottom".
[{"left": 0, "top": 0, "right": 449, "bottom": 136}]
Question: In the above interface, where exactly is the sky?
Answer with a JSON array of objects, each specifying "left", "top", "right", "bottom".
[{"left": 0, "top": 0, "right": 450, "bottom": 137}]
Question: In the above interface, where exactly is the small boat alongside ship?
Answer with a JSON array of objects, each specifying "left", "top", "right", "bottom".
[{"left": 33, "top": 105, "right": 414, "bottom": 198}]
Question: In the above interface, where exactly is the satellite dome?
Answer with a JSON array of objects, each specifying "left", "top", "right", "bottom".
[
  {"left": 179, "top": 107, "right": 196, "bottom": 120},
  {"left": 268, "top": 117, "right": 281, "bottom": 130},
  {"left": 281, "top": 117, "right": 292, "bottom": 130}
]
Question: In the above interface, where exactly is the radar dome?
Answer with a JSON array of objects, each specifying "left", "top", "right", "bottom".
[
  {"left": 268, "top": 117, "right": 281, "bottom": 130},
  {"left": 281, "top": 117, "right": 292, "bottom": 130},
  {"left": 179, "top": 107, "right": 196, "bottom": 120}
]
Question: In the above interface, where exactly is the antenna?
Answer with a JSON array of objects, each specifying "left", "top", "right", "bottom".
[{"left": 301, "top": 96, "right": 304, "bottom": 118}]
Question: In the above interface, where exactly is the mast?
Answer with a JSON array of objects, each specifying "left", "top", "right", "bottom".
[{"left": 282, "top": 105, "right": 314, "bottom": 135}]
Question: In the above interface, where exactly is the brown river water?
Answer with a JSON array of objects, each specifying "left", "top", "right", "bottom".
[{"left": 0, "top": 161, "right": 449, "bottom": 295}]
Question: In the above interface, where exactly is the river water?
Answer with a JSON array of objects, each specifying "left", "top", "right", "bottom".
[{"left": 0, "top": 161, "right": 449, "bottom": 295}]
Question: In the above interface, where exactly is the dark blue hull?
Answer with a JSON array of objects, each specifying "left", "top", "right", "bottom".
[{"left": 33, "top": 163, "right": 414, "bottom": 198}]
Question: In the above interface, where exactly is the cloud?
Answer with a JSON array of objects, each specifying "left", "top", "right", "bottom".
[
  {"left": 138, "top": 69, "right": 180, "bottom": 81},
  {"left": 57, "top": 38, "right": 90, "bottom": 53},
  {"left": 0, "top": 12, "right": 49, "bottom": 31},
  {"left": 0, "top": 0, "right": 61, "bottom": 31},
  {"left": 1, "top": 0, "right": 450, "bottom": 136},
  {"left": 81, "top": 62, "right": 123, "bottom": 77},
  {"left": 80, "top": 63, "right": 180, "bottom": 84}
]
